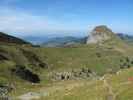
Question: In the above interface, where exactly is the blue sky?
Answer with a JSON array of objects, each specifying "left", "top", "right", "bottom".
[{"left": 0, "top": 0, "right": 132, "bottom": 36}]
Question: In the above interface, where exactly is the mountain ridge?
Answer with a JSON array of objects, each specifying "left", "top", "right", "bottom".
[{"left": 0, "top": 32, "right": 30, "bottom": 45}]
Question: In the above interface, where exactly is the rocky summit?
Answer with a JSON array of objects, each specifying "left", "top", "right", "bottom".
[{"left": 86, "top": 25, "right": 116, "bottom": 44}]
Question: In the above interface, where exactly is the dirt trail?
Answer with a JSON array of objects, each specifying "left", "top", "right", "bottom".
[
  {"left": 103, "top": 79, "right": 116, "bottom": 100},
  {"left": 18, "top": 92, "right": 40, "bottom": 100},
  {"left": 17, "top": 78, "right": 131, "bottom": 100},
  {"left": 17, "top": 80, "right": 87, "bottom": 100}
]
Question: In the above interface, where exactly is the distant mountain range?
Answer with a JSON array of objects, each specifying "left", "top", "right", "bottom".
[
  {"left": 41, "top": 33, "right": 133, "bottom": 47},
  {"left": 42, "top": 36, "right": 87, "bottom": 47},
  {"left": 21, "top": 32, "right": 133, "bottom": 47},
  {"left": 22, "top": 35, "right": 50, "bottom": 45},
  {"left": 117, "top": 33, "right": 133, "bottom": 44}
]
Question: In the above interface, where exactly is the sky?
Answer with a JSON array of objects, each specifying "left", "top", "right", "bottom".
[{"left": 0, "top": 0, "right": 133, "bottom": 37}]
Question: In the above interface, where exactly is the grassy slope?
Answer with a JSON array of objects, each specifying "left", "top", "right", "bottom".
[
  {"left": 0, "top": 44, "right": 46, "bottom": 85},
  {"left": 39, "top": 68, "right": 133, "bottom": 100},
  {"left": 13, "top": 67, "right": 133, "bottom": 100},
  {"left": 1, "top": 38, "right": 133, "bottom": 98},
  {"left": 38, "top": 39, "right": 133, "bottom": 75}
]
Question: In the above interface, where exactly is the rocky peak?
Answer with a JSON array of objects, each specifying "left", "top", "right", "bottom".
[
  {"left": 86, "top": 25, "right": 115, "bottom": 44},
  {"left": 93, "top": 25, "right": 112, "bottom": 33}
]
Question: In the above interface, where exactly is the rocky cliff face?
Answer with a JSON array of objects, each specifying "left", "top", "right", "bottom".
[{"left": 86, "top": 25, "right": 116, "bottom": 44}]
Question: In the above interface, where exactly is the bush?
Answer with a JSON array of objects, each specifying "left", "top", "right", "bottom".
[{"left": 0, "top": 77, "right": 8, "bottom": 86}]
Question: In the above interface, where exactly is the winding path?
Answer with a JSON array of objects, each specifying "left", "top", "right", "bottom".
[{"left": 103, "top": 79, "right": 116, "bottom": 100}]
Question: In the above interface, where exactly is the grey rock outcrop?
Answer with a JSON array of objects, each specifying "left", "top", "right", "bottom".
[
  {"left": 50, "top": 68, "right": 97, "bottom": 81},
  {"left": 86, "top": 25, "right": 115, "bottom": 44}
]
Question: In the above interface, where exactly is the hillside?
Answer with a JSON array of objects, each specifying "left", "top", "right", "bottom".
[
  {"left": 0, "top": 32, "right": 30, "bottom": 45},
  {"left": 35, "top": 67, "right": 133, "bottom": 100},
  {"left": 0, "top": 26, "right": 133, "bottom": 99}
]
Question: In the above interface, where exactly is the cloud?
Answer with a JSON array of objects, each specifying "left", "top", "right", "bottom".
[
  {"left": 0, "top": 8, "right": 72, "bottom": 36},
  {"left": 0, "top": 7, "right": 86, "bottom": 36},
  {"left": 0, "top": 1, "right": 92, "bottom": 36}
]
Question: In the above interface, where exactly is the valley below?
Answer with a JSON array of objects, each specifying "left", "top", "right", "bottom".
[{"left": 0, "top": 26, "right": 133, "bottom": 100}]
